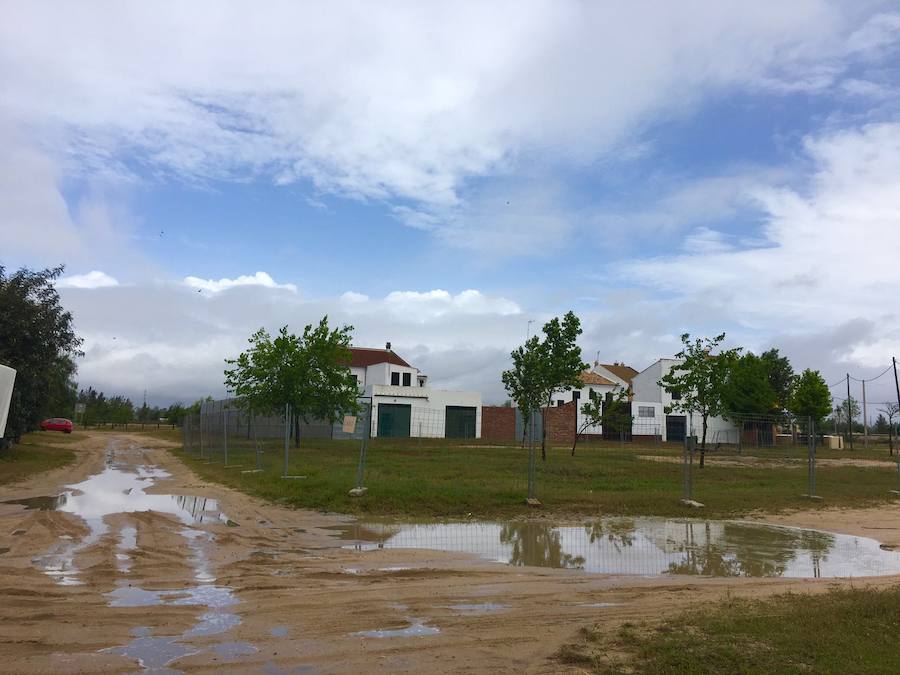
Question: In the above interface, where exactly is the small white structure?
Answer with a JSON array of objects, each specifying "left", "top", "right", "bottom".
[
  {"left": 631, "top": 358, "right": 737, "bottom": 443},
  {"left": 552, "top": 362, "right": 639, "bottom": 436},
  {"left": 0, "top": 364, "right": 16, "bottom": 439},
  {"left": 350, "top": 345, "right": 481, "bottom": 439}
]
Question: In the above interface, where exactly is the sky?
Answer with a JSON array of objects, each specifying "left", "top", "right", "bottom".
[{"left": 3, "top": 1, "right": 900, "bottom": 410}]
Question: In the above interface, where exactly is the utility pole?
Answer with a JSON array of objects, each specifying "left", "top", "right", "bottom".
[
  {"left": 894, "top": 357, "right": 900, "bottom": 433},
  {"left": 862, "top": 379, "right": 868, "bottom": 449},
  {"left": 847, "top": 374, "right": 854, "bottom": 450}
]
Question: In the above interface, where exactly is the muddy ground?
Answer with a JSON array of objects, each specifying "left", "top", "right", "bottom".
[{"left": 1, "top": 433, "right": 899, "bottom": 674}]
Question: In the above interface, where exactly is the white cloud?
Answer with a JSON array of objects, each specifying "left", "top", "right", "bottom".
[
  {"left": 57, "top": 270, "right": 120, "bottom": 289},
  {"left": 2, "top": 3, "right": 898, "bottom": 253},
  {"left": 382, "top": 290, "right": 521, "bottom": 321},
  {"left": 620, "top": 122, "right": 900, "bottom": 398},
  {"left": 183, "top": 271, "right": 298, "bottom": 294},
  {"left": 340, "top": 291, "right": 370, "bottom": 304}
]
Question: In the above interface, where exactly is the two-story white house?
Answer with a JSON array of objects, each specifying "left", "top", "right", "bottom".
[
  {"left": 349, "top": 344, "right": 482, "bottom": 439},
  {"left": 551, "top": 362, "right": 639, "bottom": 437},
  {"left": 631, "top": 358, "right": 737, "bottom": 443}
]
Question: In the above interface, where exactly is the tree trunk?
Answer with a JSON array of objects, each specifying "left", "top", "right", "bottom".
[
  {"left": 571, "top": 427, "right": 583, "bottom": 457},
  {"left": 699, "top": 415, "right": 708, "bottom": 468},
  {"left": 541, "top": 401, "right": 549, "bottom": 461}
]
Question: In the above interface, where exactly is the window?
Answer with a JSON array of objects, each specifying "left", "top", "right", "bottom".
[
  {"left": 557, "top": 399, "right": 565, "bottom": 406},
  {"left": 670, "top": 388, "right": 682, "bottom": 401},
  {"left": 638, "top": 406, "right": 655, "bottom": 418},
  {"left": 402, "top": 372, "right": 411, "bottom": 386},
  {"left": 572, "top": 390, "right": 581, "bottom": 401},
  {"left": 589, "top": 388, "right": 597, "bottom": 401},
  {"left": 391, "top": 371, "right": 400, "bottom": 386}
]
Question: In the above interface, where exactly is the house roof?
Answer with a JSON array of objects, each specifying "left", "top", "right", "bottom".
[
  {"left": 348, "top": 347, "right": 412, "bottom": 368},
  {"left": 599, "top": 363, "right": 640, "bottom": 384},
  {"left": 579, "top": 370, "right": 616, "bottom": 386}
]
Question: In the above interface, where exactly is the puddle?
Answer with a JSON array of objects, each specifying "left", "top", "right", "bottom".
[
  {"left": 104, "top": 634, "right": 200, "bottom": 670},
  {"left": 578, "top": 602, "right": 621, "bottom": 608},
  {"left": 213, "top": 641, "right": 258, "bottom": 660},
  {"left": 352, "top": 618, "right": 440, "bottom": 638},
  {"left": 330, "top": 518, "right": 900, "bottom": 578},
  {"left": 270, "top": 625, "right": 289, "bottom": 638},
  {"left": 445, "top": 602, "right": 508, "bottom": 614}
]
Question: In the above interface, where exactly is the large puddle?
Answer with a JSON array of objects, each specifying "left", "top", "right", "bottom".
[{"left": 332, "top": 518, "right": 900, "bottom": 578}]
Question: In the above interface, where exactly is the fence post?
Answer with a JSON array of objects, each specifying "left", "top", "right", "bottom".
[
  {"left": 803, "top": 417, "right": 820, "bottom": 500},
  {"left": 283, "top": 402, "right": 289, "bottom": 478},
  {"left": 353, "top": 399, "right": 371, "bottom": 494},
  {"left": 526, "top": 411, "right": 539, "bottom": 505},
  {"left": 223, "top": 407, "right": 228, "bottom": 467},
  {"left": 199, "top": 412, "right": 205, "bottom": 459}
]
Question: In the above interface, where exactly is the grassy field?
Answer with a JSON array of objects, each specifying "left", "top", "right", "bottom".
[
  {"left": 168, "top": 433, "right": 900, "bottom": 519},
  {"left": 557, "top": 585, "right": 900, "bottom": 674},
  {"left": 0, "top": 431, "right": 79, "bottom": 486}
]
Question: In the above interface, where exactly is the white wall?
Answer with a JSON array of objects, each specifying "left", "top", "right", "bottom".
[
  {"left": 366, "top": 385, "right": 482, "bottom": 438},
  {"left": 0, "top": 364, "right": 16, "bottom": 438},
  {"left": 360, "top": 362, "right": 423, "bottom": 388}
]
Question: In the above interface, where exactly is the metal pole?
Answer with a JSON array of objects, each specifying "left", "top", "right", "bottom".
[
  {"left": 847, "top": 374, "right": 853, "bottom": 450},
  {"left": 283, "top": 402, "right": 289, "bottom": 478},
  {"left": 356, "top": 399, "right": 370, "bottom": 489},
  {"left": 199, "top": 412, "right": 205, "bottom": 459},
  {"left": 807, "top": 417, "right": 816, "bottom": 497},
  {"left": 527, "top": 411, "right": 536, "bottom": 501},
  {"left": 223, "top": 407, "right": 228, "bottom": 466},
  {"left": 862, "top": 379, "right": 868, "bottom": 449}
]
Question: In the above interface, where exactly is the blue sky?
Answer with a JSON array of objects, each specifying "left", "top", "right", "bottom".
[{"left": 3, "top": 1, "right": 900, "bottom": 408}]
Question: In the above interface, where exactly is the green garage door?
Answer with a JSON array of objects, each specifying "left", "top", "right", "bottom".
[
  {"left": 378, "top": 404, "right": 411, "bottom": 438},
  {"left": 445, "top": 406, "right": 477, "bottom": 439}
]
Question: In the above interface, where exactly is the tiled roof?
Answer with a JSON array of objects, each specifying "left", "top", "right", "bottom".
[
  {"left": 579, "top": 370, "right": 616, "bottom": 386},
  {"left": 348, "top": 347, "right": 412, "bottom": 368},
  {"left": 600, "top": 363, "right": 639, "bottom": 384}
]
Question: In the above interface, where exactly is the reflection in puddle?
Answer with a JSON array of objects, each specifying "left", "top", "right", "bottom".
[
  {"left": 445, "top": 602, "right": 508, "bottom": 614},
  {"left": 270, "top": 625, "right": 289, "bottom": 638},
  {"left": 352, "top": 618, "right": 440, "bottom": 638},
  {"left": 213, "top": 641, "right": 259, "bottom": 660},
  {"left": 332, "top": 518, "right": 900, "bottom": 578}
]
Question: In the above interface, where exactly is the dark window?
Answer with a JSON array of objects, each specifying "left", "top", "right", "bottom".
[
  {"left": 402, "top": 372, "right": 411, "bottom": 386},
  {"left": 670, "top": 388, "right": 681, "bottom": 401},
  {"left": 572, "top": 390, "right": 581, "bottom": 401},
  {"left": 557, "top": 400, "right": 564, "bottom": 406},
  {"left": 391, "top": 372, "right": 400, "bottom": 386},
  {"left": 638, "top": 406, "right": 655, "bottom": 418}
]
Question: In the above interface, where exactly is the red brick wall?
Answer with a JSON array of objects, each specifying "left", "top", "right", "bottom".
[
  {"left": 481, "top": 406, "right": 516, "bottom": 442},
  {"left": 544, "top": 401, "right": 577, "bottom": 445}
]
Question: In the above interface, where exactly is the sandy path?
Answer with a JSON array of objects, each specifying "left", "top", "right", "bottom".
[{"left": 0, "top": 432, "right": 898, "bottom": 674}]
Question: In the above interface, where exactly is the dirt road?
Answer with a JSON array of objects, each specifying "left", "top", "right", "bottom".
[{"left": 1, "top": 433, "right": 899, "bottom": 674}]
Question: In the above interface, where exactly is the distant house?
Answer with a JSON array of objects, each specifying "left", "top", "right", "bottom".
[
  {"left": 349, "top": 343, "right": 481, "bottom": 439},
  {"left": 631, "top": 358, "right": 736, "bottom": 443},
  {"left": 552, "top": 362, "right": 636, "bottom": 437}
]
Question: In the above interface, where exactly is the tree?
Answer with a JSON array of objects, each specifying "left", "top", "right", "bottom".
[
  {"left": 659, "top": 333, "right": 740, "bottom": 468},
  {"left": 224, "top": 317, "right": 359, "bottom": 447},
  {"left": 759, "top": 348, "right": 796, "bottom": 413},
  {"left": 831, "top": 396, "right": 861, "bottom": 432},
  {"left": 502, "top": 312, "right": 587, "bottom": 461},
  {"left": 722, "top": 352, "right": 776, "bottom": 415},
  {"left": 0, "top": 265, "right": 83, "bottom": 441},
  {"left": 878, "top": 403, "right": 899, "bottom": 455},
  {"left": 501, "top": 335, "right": 545, "bottom": 449},
  {"left": 787, "top": 369, "right": 831, "bottom": 429}
]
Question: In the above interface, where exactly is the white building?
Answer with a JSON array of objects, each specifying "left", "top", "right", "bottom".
[
  {"left": 350, "top": 344, "right": 482, "bottom": 439},
  {"left": 552, "top": 362, "right": 639, "bottom": 436},
  {"left": 631, "top": 358, "right": 737, "bottom": 443}
]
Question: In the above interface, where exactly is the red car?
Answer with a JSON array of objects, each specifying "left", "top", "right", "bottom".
[{"left": 40, "top": 418, "right": 73, "bottom": 433}]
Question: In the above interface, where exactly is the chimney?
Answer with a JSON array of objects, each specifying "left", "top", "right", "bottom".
[{"left": 385, "top": 341, "right": 391, "bottom": 351}]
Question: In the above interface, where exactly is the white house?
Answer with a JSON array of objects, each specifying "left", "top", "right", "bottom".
[
  {"left": 630, "top": 358, "right": 737, "bottom": 443},
  {"left": 350, "top": 344, "right": 482, "bottom": 439},
  {"left": 552, "top": 362, "right": 639, "bottom": 436}
]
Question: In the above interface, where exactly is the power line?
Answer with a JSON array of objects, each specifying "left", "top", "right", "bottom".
[{"left": 848, "top": 364, "right": 893, "bottom": 383}]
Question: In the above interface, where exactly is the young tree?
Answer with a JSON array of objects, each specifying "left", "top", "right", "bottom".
[
  {"left": 224, "top": 317, "right": 359, "bottom": 447},
  {"left": 759, "top": 348, "right": 796, "bottom": 413},
  {"left": 878, "top": 403, "right": 899, "bottom": 455},
  {"left": 787, "top": 369, "right": 832, "bottom": 429},
  {"left": 501, "top": 335, "right": 545, "bottom": 448},
  {"left": 722, "top": 352, "right": 776, "bottom": 415},
  {"left": 0, "top": 265, "right": 83, "bottom": 440},
  {"left": 501, "top": 311, "right": 587, "bottom": 461},
  {"left": 659, "top": 333, "right": 740, "bottom": 468}
]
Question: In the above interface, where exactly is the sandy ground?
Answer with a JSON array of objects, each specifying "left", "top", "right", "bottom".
[{"left": 1, "top": 433, "right": 899, "bottom": 674}]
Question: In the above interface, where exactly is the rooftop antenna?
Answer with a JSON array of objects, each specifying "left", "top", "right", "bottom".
[{"left": 526, "top": 320, "right": 535, "bottom": 340}]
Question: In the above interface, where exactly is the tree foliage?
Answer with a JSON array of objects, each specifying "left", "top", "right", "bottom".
[
  {"left": 0, "top": 265, "right": 83, "bottom": 440},
  {"left": 502, "top": 311, "right": 587, "bottom": 460},
  {"left": 722, "top": 352, "right": 776, "bottom": 415},
  {"left": 224, "top": 317, "right": 359, "bottom": 445},
  {"left": 659, "top": 332, "right": 740, "bottom": 467},
  {"left": 787, "top": 369, "right": 832, "bottom": 426},
  {"left": 759, "top": 348, "right": 796, "bottom": 413}
]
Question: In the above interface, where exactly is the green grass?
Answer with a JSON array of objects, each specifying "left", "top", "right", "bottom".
[
  {"left": 0, "top": 432, "right": 78, "bottom": 486},
  {"left": 561, "top": 585, "right": 900, "bottom": 674},
  {"left": 168, "top": 434, "right": 900, "bottom": 519}
]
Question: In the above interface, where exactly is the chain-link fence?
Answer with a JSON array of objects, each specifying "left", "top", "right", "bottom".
[{"left": 178, "top": 399, "right": 900, "bottom": 513}]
